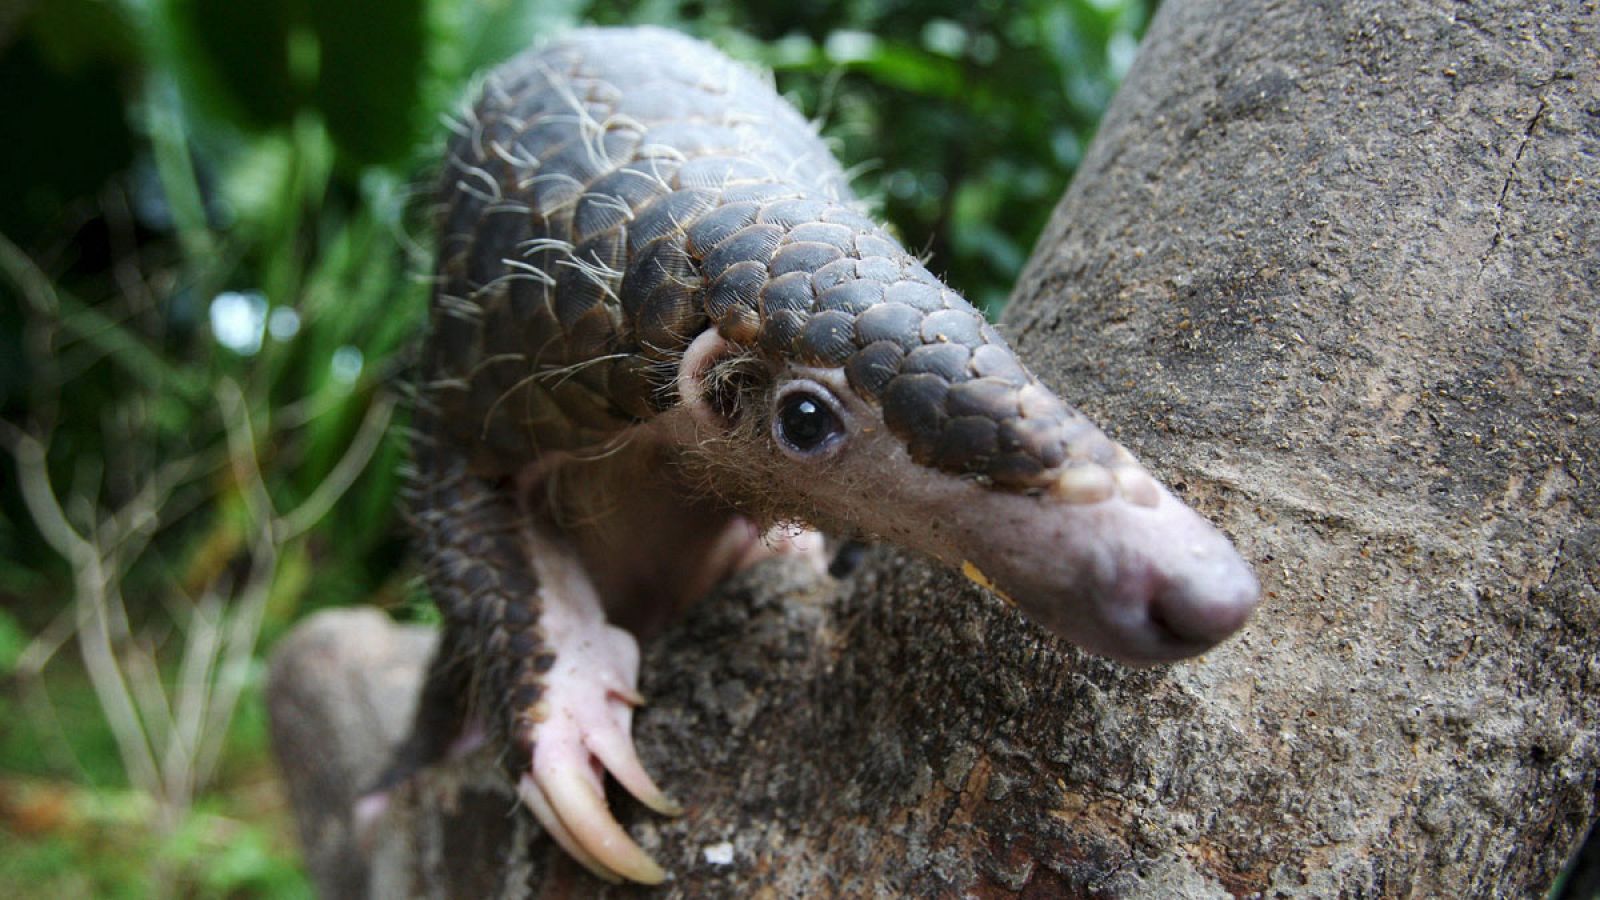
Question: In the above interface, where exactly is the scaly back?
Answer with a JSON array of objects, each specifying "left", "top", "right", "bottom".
[{"left": 425, "top": 27, "right": 1108, "bottom": 491}]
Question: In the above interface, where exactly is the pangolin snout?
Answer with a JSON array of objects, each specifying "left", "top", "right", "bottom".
[
  {"left": 958, "top": 475, "right": 1260, "bottom": 664},
  {"left": 790, "top": 370, "right": 1261, "bottom": 664},
  {"left": 1145, "top": 555, "right": 1260, "bottom": 649}
]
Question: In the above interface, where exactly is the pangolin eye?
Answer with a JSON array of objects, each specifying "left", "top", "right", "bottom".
[{"left": 775, "top": 390, "right": 843, "bottom": 455}]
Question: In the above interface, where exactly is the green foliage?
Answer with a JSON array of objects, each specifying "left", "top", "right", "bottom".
[
  {"left": 165, "top": 0, "right": 427, "bottom": 166},
  {"left": 166, "top": 0, "right": 302, "bottom": 131},
  {"left": 749, "top": 6, "right": 1141, "bottom": 306},
  {"left": 0, "top": 787, "right": 313, "bottom": 899},
  {"left": 0, "top": 7, "right": 137, "bottom": 244},
  {"left": 0, "top": 610, "right": 23, "bottom": 675},
  {"left": 0, "top": 0, "right": 1149, "bottom": 893}
]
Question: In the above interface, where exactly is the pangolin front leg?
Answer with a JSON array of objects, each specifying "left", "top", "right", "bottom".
[
  {"left": 394, "top": 430, "right": 676, "bottom": 883},
  {"left": 512, "top": 520, "right": 679, "bottom": 884}
]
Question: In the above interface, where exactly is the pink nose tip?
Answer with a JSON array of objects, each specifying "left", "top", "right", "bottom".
[{"left": 1146, "top": 567, "right": 1261, "bottom": 647}]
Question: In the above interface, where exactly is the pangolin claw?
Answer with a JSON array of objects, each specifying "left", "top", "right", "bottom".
[
  {"left": 515, "top": 619, "right": 675, "bottom": 884},
  {"left": 587, "top": 724, "right": 684, "bottom": 816},
  {"left": 517, "top": 775, "right": 626, "bottom": 883},
  {"left": 532, "top": 768, "right": 669, "bottom": 885}
]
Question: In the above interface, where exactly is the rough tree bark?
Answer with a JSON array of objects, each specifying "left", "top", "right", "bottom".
[{"left": 268, "top": 0, "right": 1599, "bottom": 895}]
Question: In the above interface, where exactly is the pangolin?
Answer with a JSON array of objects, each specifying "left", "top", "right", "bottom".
[{"left": 374, "top": 26, "right": 1260, "bottom": 884}]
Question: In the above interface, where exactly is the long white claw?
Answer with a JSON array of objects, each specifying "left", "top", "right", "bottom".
[
  {"left": 537, "top": 766, "right": 668, "bottom": 885},
  {"left": 587, "top": 726, "right": 683, "bottom": 816},
  {"left": 517, "top": 774, "right": 621, "bottom": 883},
  {"left": 609, "top": 683, "right": 647, "bottom": 707}
]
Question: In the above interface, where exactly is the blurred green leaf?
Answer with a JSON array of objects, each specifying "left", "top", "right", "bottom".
[
  {"left": 424, "top": 0, "right": 588, "bottom": 105},
  {"left": 306, "top": 0, "right": 427, "bottom": 165},
  {"left": 199, "top": 823, "right": 311, "bottom": 897},
  {"left": 28, "top": 0, "right": 140, "bottom": 71},
  {"left": 166, "top": 0, "right": 303, "bottom": 130},
  {"left": 861, "top": 42, "right": 961, "bottom": 95},
  {"left": 0, "top": 608, "right": 24, "bottom": 674},
  {"left": 0, "top": 35, "right": 134, "bottom": 241}
]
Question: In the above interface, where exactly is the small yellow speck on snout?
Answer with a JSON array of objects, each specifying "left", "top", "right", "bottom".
[{"left": 962, "top": 561, "right": 1018, "bottom": 607}]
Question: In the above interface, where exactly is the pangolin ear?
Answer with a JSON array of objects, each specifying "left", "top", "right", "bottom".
[{"left": 675, "top": 329, "right": 746, "bottom": 430}]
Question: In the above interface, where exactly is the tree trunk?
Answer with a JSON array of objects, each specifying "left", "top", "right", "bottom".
[{"left": 268, "top": 0, "right": 1599, "bottom": 895}]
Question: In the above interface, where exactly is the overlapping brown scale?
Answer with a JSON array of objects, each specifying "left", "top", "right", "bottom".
[
  {"left": 856, "top": 255, "right": 904, "bottom": 284},
  {"left": 819, "top": 206, "right": 877, "bottom": 231},
  {"left": 851, "top": 231, "right": 902, "bottom": 261},
  {"left": 881, "top": 374, "right": 948, "bottom": 461},
  {"left": 700, "top": 224, "right": 785, "bottom": 280},
  {"left": 844, "top": 341, "right": 904, "bottom": 399},
  {"left": 607, "top": 355, "right": 657, "bottom": 420},
  {"left": 527, "top": 171, "right": 587, "bottom": 219},
  {"left": 571, "top": 347, "right": 614, "bottom": 400},
  {"left": 716, "top": 307, "right": 763, "bottom": 345},
  {"left": 620, "top": 155, "right": 684, "bottom": 189},
  {"left": 720, "top": 183, "right": 804, "bottom": 207},
  {"left": 564, "top": 301, "right": 621, "bottom": 361},
  {"left": 854, "top": 303, "right": 924, "bottom": 352},
  {"left": 534, "top": 136, "right": 628, "bottom": 195},
  {"left": 505, "top": 281, "right": 559, "bottom": 365},
  {"left": 573, "top": 176, "right": 656, "bottom": 241},
  {"left": 883, "top": 281, "right": 940, "bottom": 313},
  {"left": 472, "top": 106, "right": 523, "bottom": 156},
  {"left": 932, "top": 417, "right": 1000, "bottom": 471},
  {"left": 769, "top": 241, "right": 845, "bottom": 278},
  {"left": 756, "top": 271, "right": 813, "bottom": 317},
  {"left": 635, "top": 276, "right": 706, "bottom": 356},
  {"left": 970, "top": 344, "right": 1026, "bottom": 381},
  {"left": 815, "top": 279, "right": 881, "bottom": 316},
  {"left": 901, "top": 343, "right": 970, "bottom": 382},
  {"left": 675, "top": 156, "right": 770, "bottom": 189},
  {"left": 464, "top": 351, "right": 539, "bottom": 454},
  {"left": 480, "top": 59, "right": 548, "bottom": 110},
  {"left": 703, "top": 261, "right": 765, "bottom": 322},
  {"left": 794, "top": 310, "right": 858, "bottom": 366},
  {"left": 510, "top": 119, "right": 577, "bottom": 171},
  {"left": 757, "top": 197, "right": 827, "bottom": 229},
  {"left": 571, "top": 229, "right": 627, "bottom": 280},
  {"left": 684, "top": 202, "right": 759, "bottom": 256},
  {"left": 783, "top": 222, "right": 854, "bottom": 252},
  {"left": 620, "top": 239, "right": 697, "bottom": 328},
  {"left": 919, "top": 309, "right": 985, "bottom": 348},
  {"left": 553, "top": 257, "right": 609, "bottom": 330},
  {"left": 810, "top": 259, "right": 859, "bottom": 294},
  {"left": 640, "top": 122, "right": 744, "bottom": 157},
  {"left": 479, "top": 279, "right": 540, "bottom": 370},
  {"left": 465, "top": 206, "right": 532, "bottom": 291},
  {"left": 947, "top": 377, "right": 1023, "bottom": 421},
  {"left": 551, "top": 377, "right": 628, "bottom": 432},
  {"left": 627, "top": 188, "right": 720, "bottom": 253}
]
